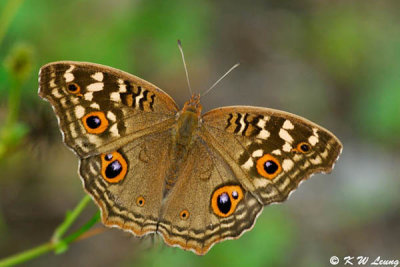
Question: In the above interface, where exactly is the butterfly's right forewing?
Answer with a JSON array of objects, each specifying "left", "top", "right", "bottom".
[{"left": 202, "top": 106, "right": 342, "bottom": 205}]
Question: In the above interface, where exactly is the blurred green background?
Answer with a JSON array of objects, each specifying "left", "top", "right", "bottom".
[{"left": 0, "top": 0, "right": 399, "bottom": 266}]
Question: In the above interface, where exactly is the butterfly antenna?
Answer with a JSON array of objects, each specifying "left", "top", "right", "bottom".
[
  {"left": 201, "top": 63, "right": 240, "bottom": 98},
  {"left": 177, "top": 40, "right": 193, "bottom": 96}
]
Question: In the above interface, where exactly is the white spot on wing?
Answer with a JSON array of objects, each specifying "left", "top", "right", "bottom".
[
  {"left": 135, "top": 90, "right": 144, "bottom": 106},
  {"left": 272, "top": 149, "right": 281, "bottom": 155},
  {"left": 282, "top": 143, "right": 292, "bottom": 152},
  {"left": 51, "top": 88, "right": 63, "bottom": 98},
  {"left": 320, "top": 148, "right": 329, "bottom": 159},
  {"left": 91, "top": 72, "right": 104, "bottom": 81},
  {"left": 64, "top": 73, "right": 74, "bottom": 82},
  {"left": 84, "top": 92, "right": 93, "bottom": 101},
  {"left": 257, "top": 129, "right": 270, "bottom": 139},
  {"left": 109, "top": 124, "right": 119, "bottom": 137},
  {"left": 279, "top": 128, "right": 294, "bottom": 143},
  {"left": 257, "top": 117, "right": 267, "bottom": 128},
  {"left": 90, "top": 103, "right": 100, "bottom": 109},
  {"left": 308, "top": 135, "right": 318, "bottom": 146},
  {"left": 64, "top": 65, "right": 75, "bottom": 82},
  {"left": 283, "top": 120, "right": 294, "bottom": 130},
  {"left": 301, "top": 161, "right": 311, "bottom": 169},
  {"left": 252, "top": 149, "right": 263, "bottom": 157},
  {"left": 293, "top": 154, "right": 303, "bottom": 161},
  {"left": 118, "top": 83, "right": 127, "bottom": 93},
  {"left": 66, "top": 65, "right": 75, "bottom": 72},
  {"left": 254, "top": 178, "right": 268, "bottom": 188},
  {"left": 310, "top": 155, "right": 322, "bottom": 165},
  {"left": 110, "top": 92, "right": 121, "bottom": 102},
  {"left": 282, "top": 159, "right": 294, "bottom": 172},
  {"left": 239, "top": 115, "right": 246, "bottom": 134},
  {"left": 74, "top": 106, "right": 85, "bottom": 119},
  {"left": 49, "top": 79, "right": 57, "bottom": 88},
  {"left": 87, "top": 82, "right": 104, "bottom": 92},
  {"left": 107, "top": 111, "right": 116, "bottom": 121},
  {"left": 242, "top": 157, "right": 254, "bottom": 170}
]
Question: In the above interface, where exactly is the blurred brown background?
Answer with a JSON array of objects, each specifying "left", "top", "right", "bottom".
[{"left": 0, "top": 0, "right": 399, "bottom": 266}]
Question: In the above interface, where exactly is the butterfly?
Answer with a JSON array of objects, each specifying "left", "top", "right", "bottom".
[{"left": 38, "top": 55, "right": 342, "bottom": 255}]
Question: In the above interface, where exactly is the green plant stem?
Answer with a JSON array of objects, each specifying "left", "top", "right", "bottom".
[
  {"left": 0, "top": 243, "right": 54, "bottom": 267},
  {"left": 62, "top": 211, "right": 101, "bottom": 245},
  {"left": 0, "top": 0, "right": 24, "bottom": 47},
  {"left": 0, "top": 197, "right": 100, "bottom": 267},
  {"left": 52, "top": 194, "right": 92, "bottom": 242}
]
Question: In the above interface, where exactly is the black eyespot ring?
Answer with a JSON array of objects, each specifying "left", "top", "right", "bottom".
[
  {"left": 100, "top": 151, "right": 128, "bottom": 183},
  {"left": 180, "top": 210, "right": 189, "bottom": 220},
  {"left": 211, "top": 185, "right": 244, "bottom": 217},
  {"left": 82, "top": 111, "right": 109, "bottom": 134},
  {"left": 256, "top": 154, "right": 282, "bottom": 179},
  {"left": 67, "top": 82, "right": 81, "bottom": 94},
  {"left": 297, "top": 142, "right": 311, "bottom": 153},
  {"left": 136, "top": 196, "right": 145, "bottom": 207}
]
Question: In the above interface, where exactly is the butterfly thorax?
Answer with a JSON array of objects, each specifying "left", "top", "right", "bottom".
[
  {"left": 164, "top": 94, "right": 202, "bottom": 194},
  {"left": 176, "top": 94, "right": 202, "bottom": 144}
]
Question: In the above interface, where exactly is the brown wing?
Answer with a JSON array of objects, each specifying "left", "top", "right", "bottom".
[
  {"left": 201, "top": 106, "right": 342, "bottom": 205},
  {"left": 38, "top": 61, "right": 178, "bottom": 157},
  {"left": 79, "top": 129, "right": 174, "bottom": 236}
]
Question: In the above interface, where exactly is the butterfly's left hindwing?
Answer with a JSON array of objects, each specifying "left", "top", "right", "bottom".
[
  {"left": 79, "top": 129, "right": 174, "bottom": 236},
  {"left": 38, "top": 61, "right": 178, "bottom": 157},
  {"left": 202, "top": 106, "right": 342, "bottom": 205}
]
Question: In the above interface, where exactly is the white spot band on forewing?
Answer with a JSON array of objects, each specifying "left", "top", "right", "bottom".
[
  {"left": 64, "top": 65, "right": 75, "bottom": 82},
  {"left": 283, "top": 120, "right": 294, "bottom": 130},
  {"left": 87, "top": 82, "right": 104, "bottom": 92},
  {"left": 279, "top": 128, "right": 294, "bottom": 144},
  {"left": 91, "top": 72, "right": 104, "bottom": 82}
]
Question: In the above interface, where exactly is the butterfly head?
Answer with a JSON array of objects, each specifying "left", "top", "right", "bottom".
[{"left": 182, "top": 93, "right": 202, "bottom": 116}]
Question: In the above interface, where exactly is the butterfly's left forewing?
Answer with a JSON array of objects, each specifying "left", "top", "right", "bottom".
[
  {"left": 39, "top": 61, "right": 178, "bottom": 157},
  {"left": 201, "top": 106, "right": 342, "bottom": 205}
]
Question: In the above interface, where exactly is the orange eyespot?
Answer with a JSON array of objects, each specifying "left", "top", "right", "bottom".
[
  {"left": 136, "top": 196, "right": 145, "bottom": 207},
  {"left": 211, "top": 185, "right": 243, "bottom": 217},
  {"left": 256, "top": 154, "right": 282, "bottom": 179},
  {"left": 82, "top": 111, "right": 109, "bottom": 134},
  {"left": 179, "top": 210, "right": 190, "bottom": 220},
  {"left": 66, "top": 82, "right": 81, "bottom": 95},
  {"left": 100, "top": 151, "right": 128, "bottom": 183},
  {"left": 296, "top": 142, "right": 311, "bottom": 153}
]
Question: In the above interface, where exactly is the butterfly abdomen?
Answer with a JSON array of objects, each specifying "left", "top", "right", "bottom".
[{"left": 163, "top": 107, "right": 201, "bottom": 194}]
